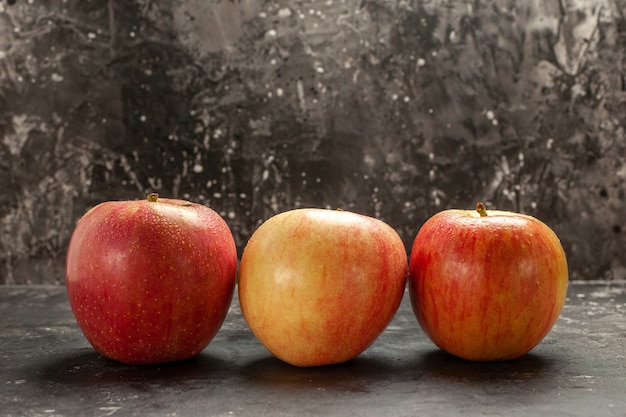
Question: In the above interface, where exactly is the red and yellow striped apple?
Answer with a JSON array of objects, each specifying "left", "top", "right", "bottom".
[
  {"left": 66, "top": 193, "right": 237, "bottom": 364},
  {"left": 408, "top": 203, "right": 568, "bottom": 361},
  {"left": 238, "top": 208, "right": 408, "bottom": 367}
]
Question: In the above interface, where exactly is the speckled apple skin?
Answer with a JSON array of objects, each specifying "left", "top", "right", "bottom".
[{"left": 66, "top": 196, "right": 237, "bottom": 364}]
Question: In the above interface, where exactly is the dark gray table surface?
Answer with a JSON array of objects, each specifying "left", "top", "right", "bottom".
[{"left": 1, "top": 281, "right": 625, "bottom": 417}]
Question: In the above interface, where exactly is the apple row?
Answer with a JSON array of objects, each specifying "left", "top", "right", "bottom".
[{"left": 65, "top": 194, "right": 568, "bottom": 367}]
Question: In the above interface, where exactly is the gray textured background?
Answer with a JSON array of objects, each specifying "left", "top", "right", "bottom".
[{"left": 1, "top": 0, "right": 625, "bottom": 284}]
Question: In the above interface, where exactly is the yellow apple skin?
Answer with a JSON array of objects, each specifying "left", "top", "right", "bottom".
[
  {"left": 238, "top": 208, "right": 408, "bottom": 367},
  {"left": 409, "top": 207, "right": 569, "bottom": 361}
]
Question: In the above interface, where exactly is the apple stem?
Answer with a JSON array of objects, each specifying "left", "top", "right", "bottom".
[
  {"left": 476, "top": 202, "right": 488, "bottom": 217},
  {"left": 147, "top": 193, "right": 159, "bottom": 203}
]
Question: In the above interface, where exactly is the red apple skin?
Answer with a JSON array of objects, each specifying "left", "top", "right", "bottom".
[
  {"left": 238, "top": 208, "right": 408, "bottom": 367},
  {"left": 65, "top": 195, "right": 237, "bottom": 365},
  {"left": 408, "top": 207, "right": 569, "bottom": 361}
]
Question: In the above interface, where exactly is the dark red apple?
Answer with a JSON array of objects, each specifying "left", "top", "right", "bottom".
[
  {"left": 238, "top": 208, "right": 408, "bottom": 367},
  {"left": 408, "top": 202, "right": 569, "bottom": 361},
  {"left": 65, "top": 193, "right": 237, "bottom": 364}
]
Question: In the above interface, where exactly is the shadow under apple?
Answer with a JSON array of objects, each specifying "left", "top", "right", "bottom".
[
  {"left": 239, "top": 354, "right": 403, "bottom": 393},
  {"left": 32, "top": 347, "right": 233, "bottom": 390},
  {"left": 409, "top": 348, "right": 559, "bottom": 384}
]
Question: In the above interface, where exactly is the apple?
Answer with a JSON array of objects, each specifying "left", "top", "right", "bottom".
[
  {"left": 65, "top": 193, "right": 238, "bottom": 364},
  {"left": 408, "top": 202, "right": 569, "bottom": 361},
  {"left": 238, "top": 208, "right": 408, "bottom": 367}
]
